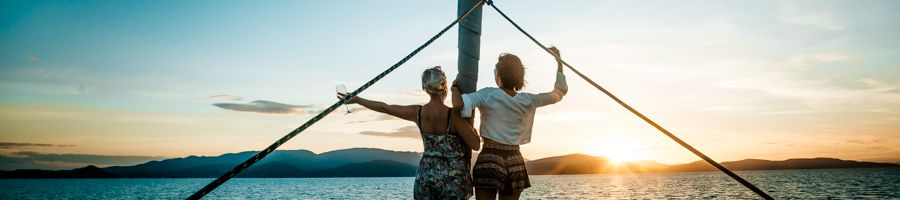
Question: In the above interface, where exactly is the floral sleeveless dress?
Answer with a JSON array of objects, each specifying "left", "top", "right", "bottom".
[{"left": 413, "top": 107, "right": 473, "bottom": 199}]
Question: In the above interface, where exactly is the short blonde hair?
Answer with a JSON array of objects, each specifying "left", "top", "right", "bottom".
[{"left": 421, "top": 66, "right": 447, "bottom": 95}]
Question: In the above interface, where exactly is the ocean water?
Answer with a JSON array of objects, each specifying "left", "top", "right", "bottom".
[{"left": 1, "top": 168, "right": 898, "bottom": 199}]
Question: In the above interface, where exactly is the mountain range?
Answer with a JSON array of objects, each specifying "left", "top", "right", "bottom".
[
  {"left": 524, "top": 154, "right": 899, "bottom": 175},
  {"left": 1, "top": 148, "right": 897, "bottom": 178}
]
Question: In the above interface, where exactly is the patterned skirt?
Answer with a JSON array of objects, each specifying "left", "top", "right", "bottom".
[
  {"left": 472, "top": 143, "right": 531, "bottom": 194},
  {"left": 414, "top": 155, "right": 472, "bottom": 199},
  {"left": 413, "top": 134, "right": 473, "bottom": 200}
]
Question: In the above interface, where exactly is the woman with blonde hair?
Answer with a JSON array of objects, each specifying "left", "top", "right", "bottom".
[
  {"left": 452, "top": 47, "right": 567, "bottom": 200},
  {"left": 339, "top": 66, "right": 481, "bottom": 199}
]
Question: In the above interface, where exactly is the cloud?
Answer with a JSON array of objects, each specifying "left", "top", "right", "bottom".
[
  {"left": 0, "top": 151, "right": 165, "bottom": 170},
  {"left": 213, "top": 100, "right": 314, "bottom": 114},
  {"left": 866, "top": 146, "right": 891, "bottom": 151},
  {"left": 0, "top": 66, "right": 191, "bottom": 99},
  {"left": 366, "top": 90, "right": 431, "bottom": 103},
  {"left": 347, "top": 113, "right": 399, "bottom": 124},
  {"left": 778, "top": 2, "right": 844, "bottom": 30},
  {"left": 846, "top": 138, "right": 888, "bottom": 145},
  {"left": 358, "top": 126, "right": 420, "bottom": 139},
  {"left": 199, "top": 95, "right": 243, "bottom": 101},
  {"left": 349, "top": 107, "right": 369, "bottom": 112},
  {"left": 0, "top": 142, "right": 75, "bottom": 149},
  {"left": 713, "top": 70, "right": 900, "bottom": 114},
  {"left": 790, "top": 52, "right": 853, "bottom": 64}
]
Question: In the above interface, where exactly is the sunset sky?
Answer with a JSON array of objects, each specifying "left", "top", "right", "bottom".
[{"left": 2, "top": 0, "right": 899, "bottom": 170}]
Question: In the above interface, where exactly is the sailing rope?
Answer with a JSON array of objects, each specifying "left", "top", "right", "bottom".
[
  {"left": 486, "top": 1, "right": 774, "bottom": 199},
  {"left": 186, "top": 1, "right": 486, "bottom": 199}
]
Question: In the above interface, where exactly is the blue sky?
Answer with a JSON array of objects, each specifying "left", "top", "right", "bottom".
[{"left": 1, "top": 0, "right": 899, "bottom": 170}]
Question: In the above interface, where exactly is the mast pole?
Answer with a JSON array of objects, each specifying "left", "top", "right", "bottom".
[{"left": 457, "top": 0, "right": 483, "bottom": 94}]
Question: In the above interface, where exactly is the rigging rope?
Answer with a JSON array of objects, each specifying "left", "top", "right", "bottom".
[
  {"left": 186, "top": 1, "right": 486, "bottom": 199},
  {"left": 486, "top": 1, "right": 774, "bottom": 199}
]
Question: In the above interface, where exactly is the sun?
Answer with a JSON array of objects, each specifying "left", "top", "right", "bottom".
[
  {"left": 605, "top": 148, "right": 640, "bottom": 164},
  {"left": 588, "top": 136, "right": 646, "bottom": 164}
]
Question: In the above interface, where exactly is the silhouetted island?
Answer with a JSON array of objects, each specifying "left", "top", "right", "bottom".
[
  {"left": 525, "top": 154, "right": 899, "bottom": 175},
  {"left": 1, "top": 148, "right": 897, "bottom": 178}
]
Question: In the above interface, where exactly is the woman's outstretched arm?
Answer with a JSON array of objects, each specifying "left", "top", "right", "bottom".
[
  {"left": 338, "top": 94, "right": 418, "bottom": 122},
  {"left": 452, "top": 108, "right": 481, "bottom": 151}
]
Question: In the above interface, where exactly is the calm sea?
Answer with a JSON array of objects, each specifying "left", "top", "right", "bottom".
[{"left": 1, "top": 168, "right": 898, "bottom": 199}]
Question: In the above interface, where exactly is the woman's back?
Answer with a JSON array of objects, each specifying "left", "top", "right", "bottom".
[
  {"left": 339, "top": 66, "right": 479, "bottom": 199},
  {"left": 417, "top": 104, "right": 467, "bottom": 158},
  {"left": 414, "top": 104, "right": 472, "bottom": 199}
]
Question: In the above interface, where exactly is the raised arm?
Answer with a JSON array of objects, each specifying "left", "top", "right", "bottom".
[
  {"left": 338, "top": 94, "right": 418, "bottom": 122},
  {"left": 534, "top": 47, "right": 568, "bottom": 107},
  {"left": 550, "top": 47, "right": 563, "bottom": 73}
]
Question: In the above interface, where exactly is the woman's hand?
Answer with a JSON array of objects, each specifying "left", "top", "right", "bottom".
[
  {"left": 337, "top": 93, "right": 357, "bottom": 104},
  {"left": 451, "top": 79, "right": 464, "bottom": 109},
  {"left": 548, "top": 46, "right": 563, "bottom": 72},
  {"left": 548, "top": 46, "right": 561, "bottom": 59}
]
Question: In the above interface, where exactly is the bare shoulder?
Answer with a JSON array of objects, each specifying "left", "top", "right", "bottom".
[{"left": 391, "top": 104, "right": 421, "bottom": 122}]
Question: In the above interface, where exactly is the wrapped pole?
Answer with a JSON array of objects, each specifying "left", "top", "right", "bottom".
[{"left": 457, "top": 0, "right": 483, "bottom": 94}]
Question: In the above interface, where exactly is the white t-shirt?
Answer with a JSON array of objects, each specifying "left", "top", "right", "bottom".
[{"left": 460, "top": 72, "right": 568, "bottom": 145}]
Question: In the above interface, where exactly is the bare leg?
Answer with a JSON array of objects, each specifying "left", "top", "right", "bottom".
[
  {"left": 475, "top": 187, "right": 497, "bottom": 200},
  {"left": 498, "top": 190, "right": 521, "bottom": 200}
]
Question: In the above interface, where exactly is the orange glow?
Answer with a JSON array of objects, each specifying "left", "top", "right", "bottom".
[{"left": 589, "top": 135, "right": 646, "bottom": 164}]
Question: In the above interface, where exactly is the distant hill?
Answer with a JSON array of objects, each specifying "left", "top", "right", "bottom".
[
  {"left": 0, "top": 165, "right": 115, "bottom": 178},
  {"left": 2, "top": 148, "right": 898, "bottom": 178},
  {"left": 101, "top": 148, "right": 421, "bottom": 178},
  {"left": 527, "top": 154, "right": 640, "bottom": 175},
  {"left": 238, "top": 160, "right": 417, "bottom": 178},
  {"left": 526, "top": 154, "right": 601, "bottom": 174},
  {"left": 663, "top": 157, "right": 900, "bottom": 172},
  {"left": 526, "top": 154, "right": 660, "bottom": 174},
  {"left": 527, "top": 154, "right": 900, "bottom": 175},
  {"left": 1, "top": 148, "right": 421, "bottom": 178}
]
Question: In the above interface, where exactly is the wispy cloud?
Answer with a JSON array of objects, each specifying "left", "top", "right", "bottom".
[
  {"left": 365, "top": 90, "right": 431, "bottom": 103},
  {"left": 777, "top": 2, "right": 844, "bottom": 30},
  {"left": 349, "top": 107, "right": 369, "bottom": 112},
  {"left": 713, "top": 68, "right": 900, "bottom": 114},
  {"left": 358, "top": 126, "right": 420, "bottom": 139},
  {"left": 347, "top": 113, "right": 398, "bottom": 124},
  {"left": 213, "top": 100, "right": 314, "bottom": 114},
  {"left": 790, "top": 52, "right": 853, "bottom": 64},
  {"left": 199, "top": 95, "right": 244, "bottom": 101},
  {"left": 0, "top": 66, "right": 190, "bottom": 99},
  {"left": 846, "top": 138, "right": 889, "bottom": 145},
  {"left": 0, "top": 142, "right": 75, "bottom": 149},
  {"left": 0, "top": 151, "right": 165, "bottom": 170}
]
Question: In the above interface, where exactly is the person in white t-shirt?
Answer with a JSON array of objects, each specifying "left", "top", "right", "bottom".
[{"left": 451, "top": 47, "right": 567, "bottom": 200}]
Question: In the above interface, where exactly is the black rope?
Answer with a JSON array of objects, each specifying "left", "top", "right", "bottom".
[
  {"left": 487, "top": 2, "right": 774, "bottom": 200},
  {"left": 186, "top": 1, "right": 486, "bottom": 199}
]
